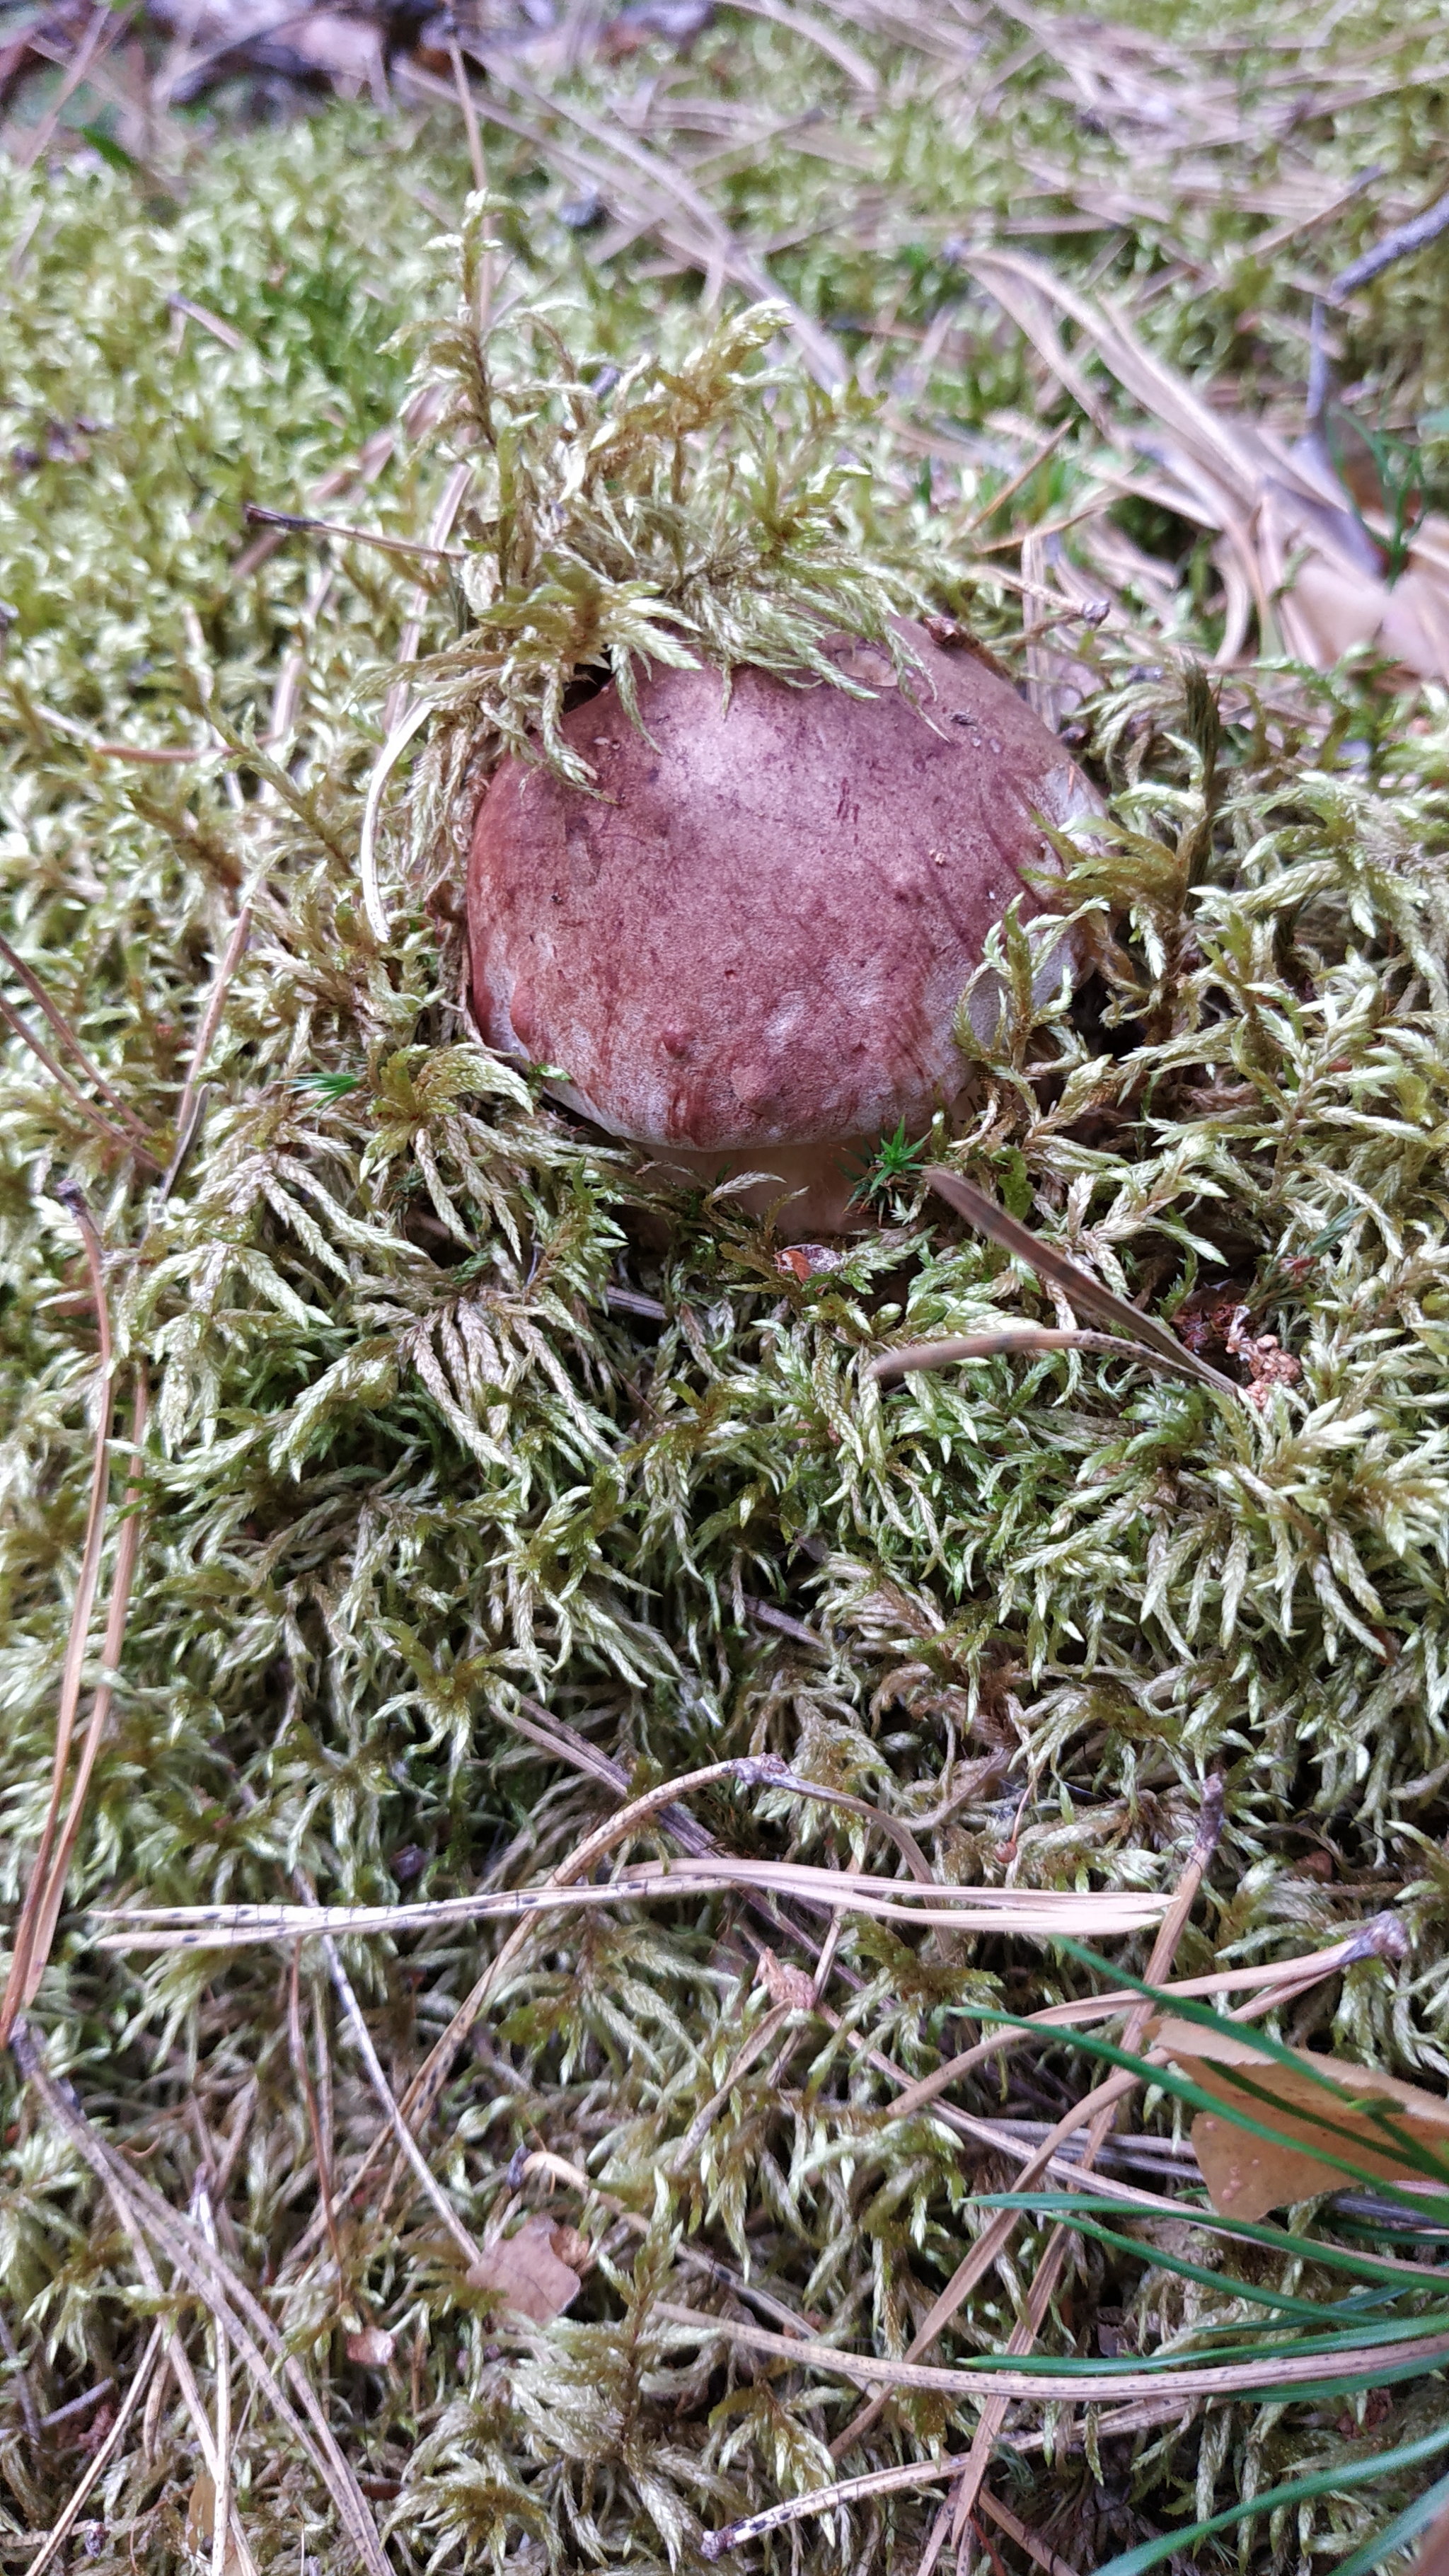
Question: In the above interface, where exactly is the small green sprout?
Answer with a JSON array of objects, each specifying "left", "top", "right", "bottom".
[
  {"left": 291, "top": 1070, "right": 361, "bottom": 1099},
  {"left": 846, "top": 1116, "right": 929, "bottom": 1211}
]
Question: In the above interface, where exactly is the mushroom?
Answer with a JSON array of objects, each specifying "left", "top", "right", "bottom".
[{"left": 466, "top": 618, "right": 1099, "bottom": 1236}]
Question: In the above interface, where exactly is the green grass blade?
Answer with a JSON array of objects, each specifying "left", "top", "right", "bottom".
[
  {"left": 1092, "top": 2426, "right": 1449, "bottom": 2576},
  {"left": 972, "top": 2193, "right": 1449, "bottom": 2291},
  {"left": 1335, "top": 2463, "right": 1449, "bottom": 2576},
  {"left": 958, "top": 1995, "right": 1449, "bottom": 2217}
]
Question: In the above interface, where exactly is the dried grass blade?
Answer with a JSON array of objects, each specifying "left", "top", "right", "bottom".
[
  {"left": 701, "top": 2458, "right": 1077, "bottom": 2569},
  {"left": 242, "top": 504, "right": 463, "bottom": 565},
  {"left": 25, "top": 2323, "right": 164, "bottom": 2576},
  {"left": 15, "top": 2033, "right": 386, "bottom": 2575},
  {"left": 160, "top": 905, "right": 251, "bottom": 1201},
  {"left": 887, "top": 1914, "right": 1405, "bottom": 2120},
  {"left": 1, "top": 1193, "right": 115, "bottom": 2040},
  {"left": 319, "top": 1929, "right": 483, "bottom": 2265},
  {"left": 7, "top": 2026, "right": 251, "bottom": 2562},
  {"left": 0, "top": 988, "right": 162, "bottom": 1169},
  {"left": 766, "top": 1763, "right": 935, "bottom": 1882},
  {"left": 359, "top": 697, "right": 432, "bottom": 943},
  {"left": 923, "top": 1167, "right": 1239, "bottom": 1397},
  {"left": 25, "top": 1374, "right": 149, "bottom": 1991},
  {"left": 869, "top": 1327, "right": 1209, "bottom": 1387},
  {"left": 289, "top": 1952, "right": 345, "bottom": 2289},
  {"left": 659, "top": 2304, "right": 1449, "bottom": 2404},
  {"left": 0, "top": 928, "right": 151, "bottom": 1138},
  {"left": 93, "top": 1863, "right": 1170, "bottom": 1950},
  {"left": 195, "top": 2183, "right": 233, "bottom": 2576}
]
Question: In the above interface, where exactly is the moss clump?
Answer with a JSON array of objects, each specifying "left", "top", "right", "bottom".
[{"left": 4, "top": 12, "right": 1449, "bottom": 2572}]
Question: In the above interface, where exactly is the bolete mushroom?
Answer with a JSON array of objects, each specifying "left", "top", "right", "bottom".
[{"left": 467, "top": 618, "right": 1098, "bottom": 1236}]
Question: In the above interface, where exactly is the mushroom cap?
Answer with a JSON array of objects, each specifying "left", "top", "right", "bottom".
[{"left": 467, "top": 620, "right": 1097, "bottom": 1201}]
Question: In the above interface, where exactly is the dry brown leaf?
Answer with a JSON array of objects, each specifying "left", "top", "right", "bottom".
[
  {"left": 183, "top": 2472, "right": 243, "bottom": 2570},
  {"left": 1152, "top": 2015, "right": 1449, "bottom": 2219},
  {"left": 465, "top": 2214, "right": 582, "bottom": 2323},
  {"left": 756, "top": 1946, "right": 816, "bottom": 2009},
  {"left": 345, "top": 2326, "right": 395, "bottom": 2367},
  {"left": 969, "top": 246, "right": 1449, "bottom": 686},
  {"left": 185, "top": 2471, "right": 216, "bottom": 2551}
]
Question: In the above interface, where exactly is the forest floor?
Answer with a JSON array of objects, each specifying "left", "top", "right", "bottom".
[{"left": 4, "top": 3, "right": 1449, "bottom": 2572}]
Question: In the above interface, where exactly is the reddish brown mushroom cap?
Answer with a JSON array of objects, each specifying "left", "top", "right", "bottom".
[{"left": 467, "top": 620, "right": 1097, "bottom": 1229}]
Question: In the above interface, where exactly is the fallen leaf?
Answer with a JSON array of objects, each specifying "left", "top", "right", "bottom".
[
  {"left": 775, "top": 1242, "right": 841, "bottom": 1282},
  {"left": 345, "top": 2326, "right": 395, "bottom": 2367},
  {"left": 1152, "top": 2015, "right": 1449, "bottom": 2220},
  {"left": 466, "top": 2214, "right": 582, "bottom": 2323},
  {"left": 756, "top": 1946, "right": 816, "bottom": 2009},
  {"left": 549, "top": 2222, "right": 592, "bottom": 2274},
  {"left": 185, "top": 2471, "right": 215, "bottom": 2552}
]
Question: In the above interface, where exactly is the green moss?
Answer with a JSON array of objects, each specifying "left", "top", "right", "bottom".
[{"left": 3, "top": 14, "right": 1449, "bottom": 2572}]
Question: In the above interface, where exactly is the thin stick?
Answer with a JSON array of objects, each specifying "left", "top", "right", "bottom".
[
  {"left": 0, "top": 989, "right": 161, "bottom": 1169},
  {"left": 196, "top": 2183, "right": 233, "bottom": 2576},
  {"left": 869, "top": 1327, "right": 1211, "bottom": 1389},
  {"left": 290, "top": 1951, "right": 346, "bottom": 2287},
  {"left": 16, "top": 0, "right": 125, "bottom": 173},
  {"left": 0, "top": 1193, "right": 115, "bottom": 2040},
  {"left": 671, "top": 2002, "right": 792, "bottom": 2171},
  {"left": 27, "top": 1374, "right": 150, "bottom": 1987},
  {"left": 659, "top": 2304, "right": 1449, "bottom": 2405},
  {"left": 924, "top": 1167, "right": 1239, "bottom": 1397},
  {"left": 703, "top": 2454, "right": 954, "bottom": 2557},
  {"left": 319, "top": 1931, "right": 483, "bottom": 2267},
  {"left": 160, "top": 905, "right": 252, "bottom": 1202},
  {"left": 1332, "top": 187, "right": 1449, "bottom": 299},
  {"left": 0, "top": 928, "right": 151, "bottom": 1138},
  {"left": 241, "top": 503, "right": 463, "bottom": 565},
  {"left": 449, "top": 39, "right": 487, "bottom": 195},
  {"left": 26, "top": 2326, "right": 164, "bottom": 2576}
]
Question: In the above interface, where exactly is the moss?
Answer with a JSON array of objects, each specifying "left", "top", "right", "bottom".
[{"left": 3, "top": 13, "right": 1449, "bottom": 2572}]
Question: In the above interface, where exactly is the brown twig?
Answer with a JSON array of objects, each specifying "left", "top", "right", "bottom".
[
  {"left": 25, "top": 2329, "right": 163, "bottom": 2576},
  {"left": 0, "top": 929, "right": 151, "bottom": 1140},
  {"left": 1332, "top": 187, "right": 1449, "bottom": 298},
  {"left": 158, "top": 905, "right": 252, "bottom": 1201},
  {"left": 0, "top": 1191, "right": 115, "bottom": 2041},
  {"left": 11, "top": 2025, "right": 382, "bottom": 2576},
  {"left": 0, "top": 988, "right": 162, "bottom": 1169},
  {"left": 869, "top": 1325, "right": 1212, "bottom": 1389},
  {"left": 924, "top": 1168, "right": 1239, "bottom": 1397},
  {"left": 25, "top": 1375, "right": 150, "bottom": 1992}
]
